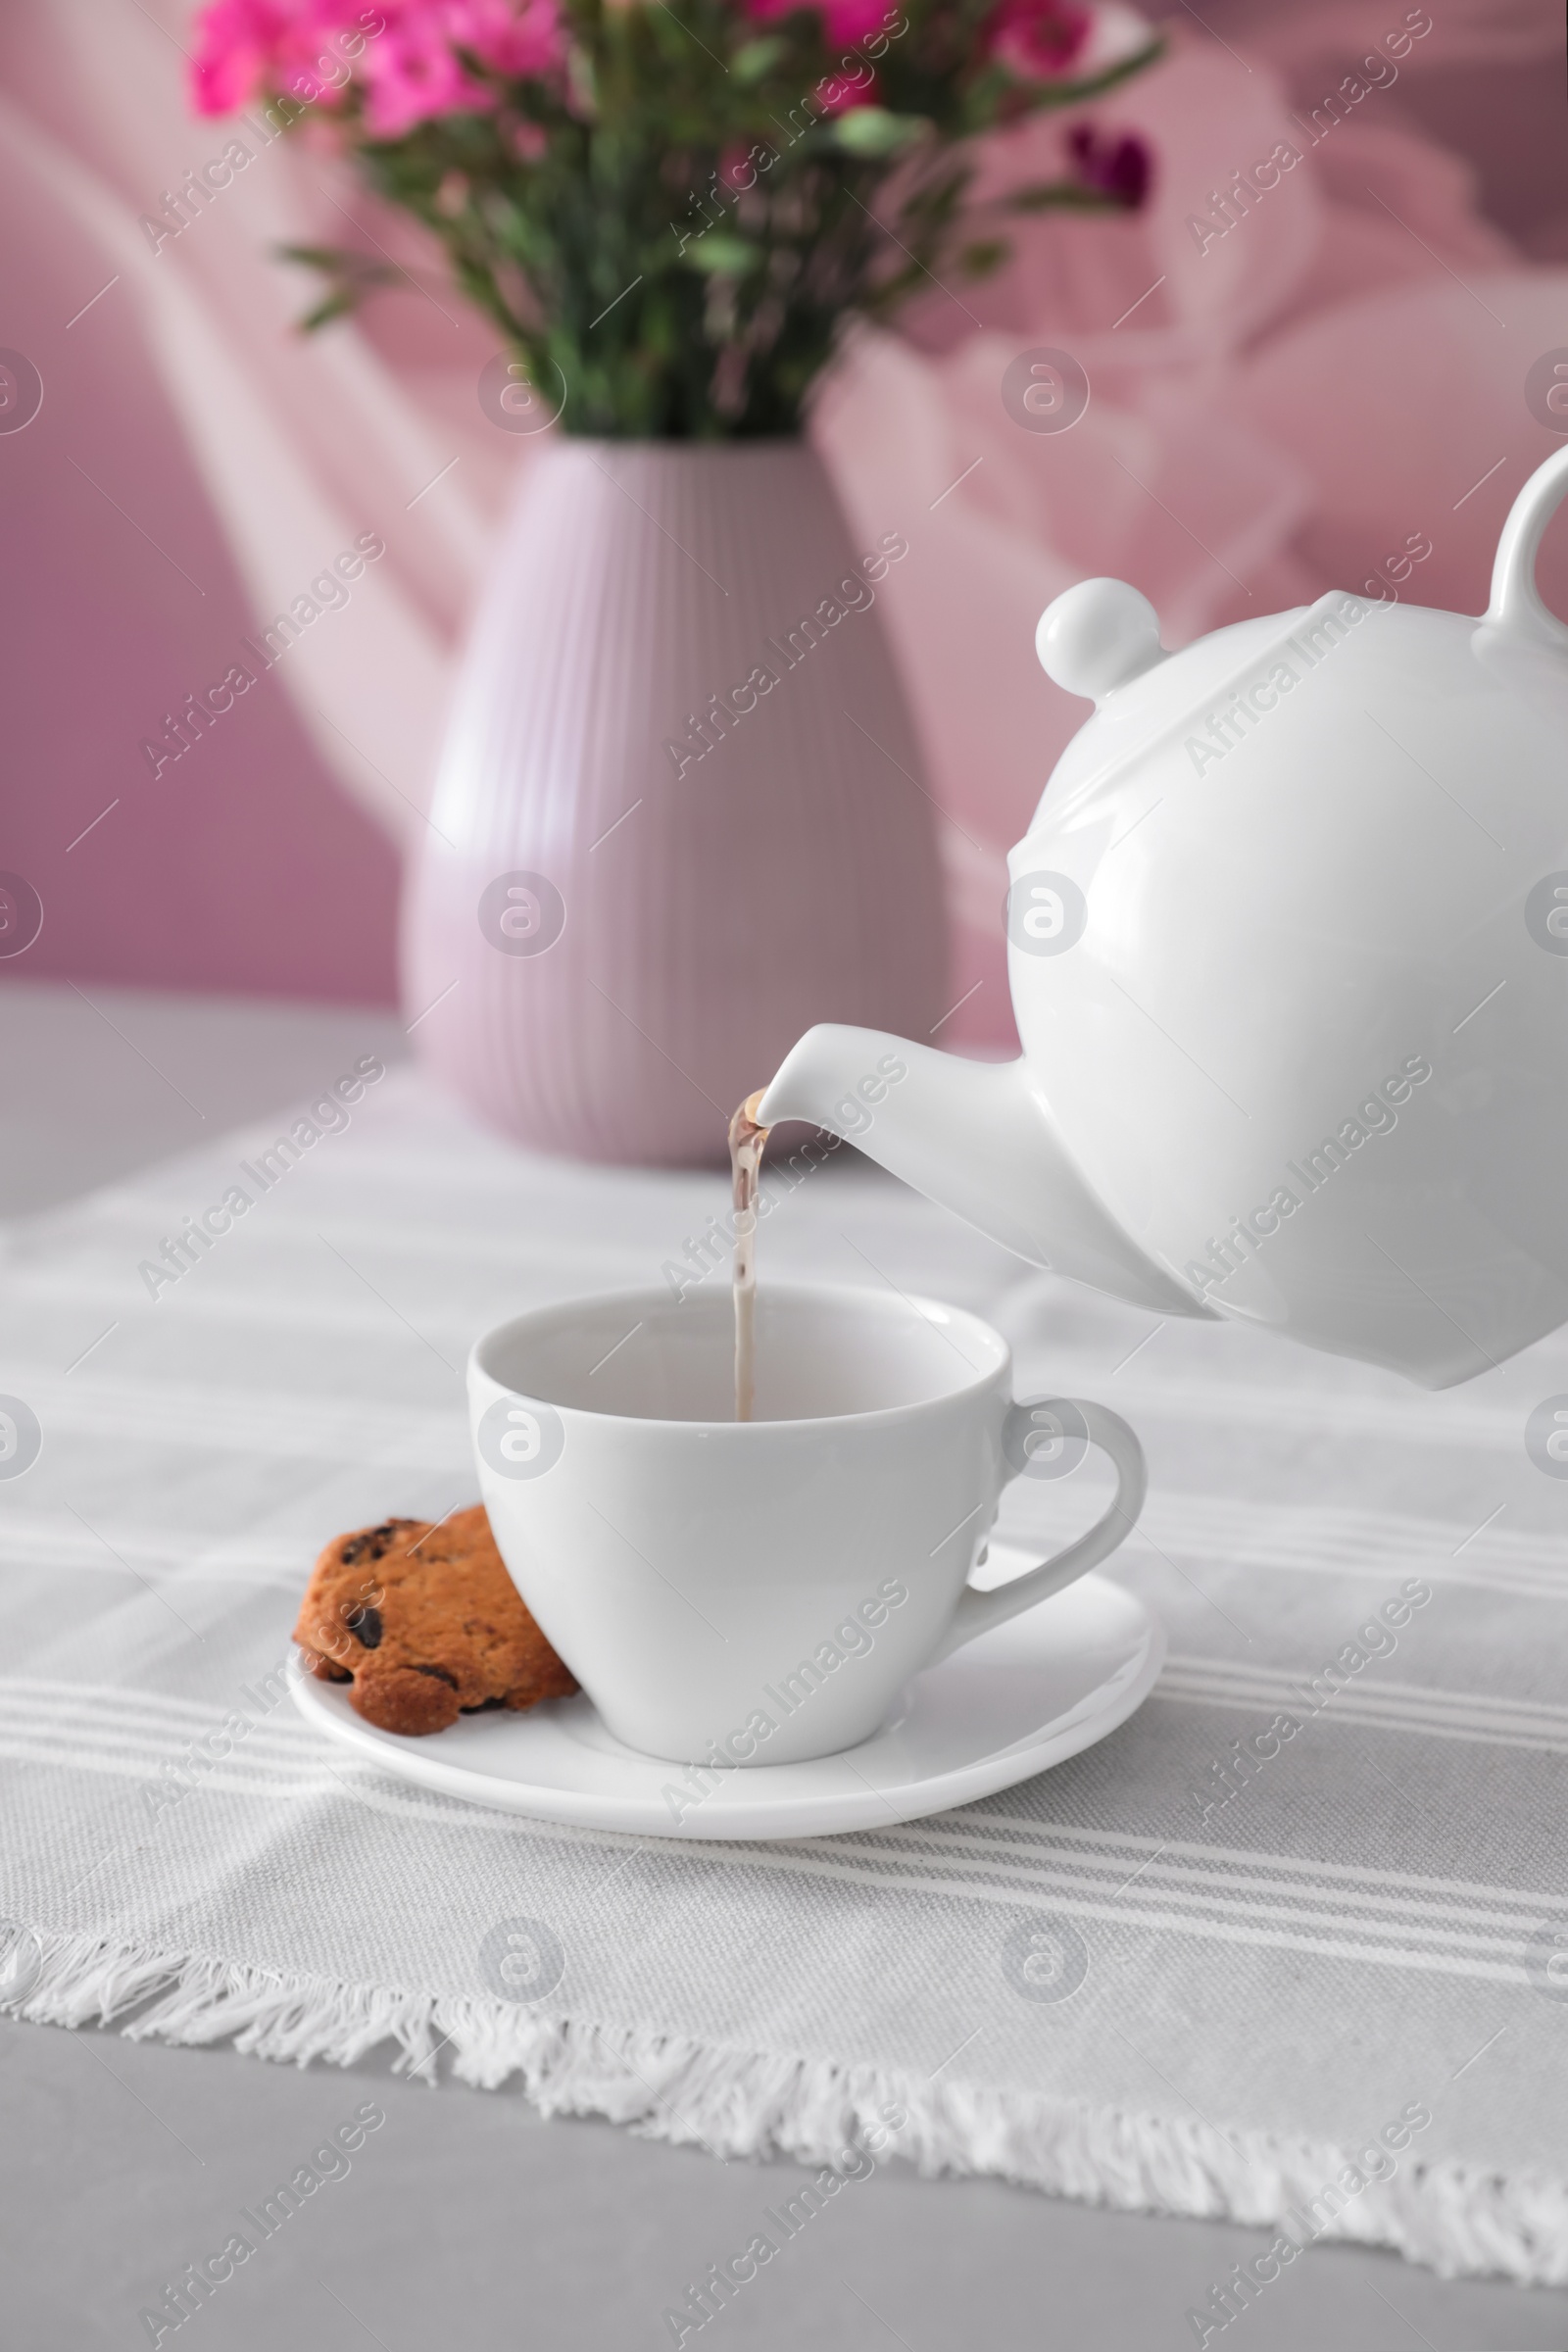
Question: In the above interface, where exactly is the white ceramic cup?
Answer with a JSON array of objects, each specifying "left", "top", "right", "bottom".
[{"left": 468, "top": 1281, "right": 1146, "bottom": 1767}]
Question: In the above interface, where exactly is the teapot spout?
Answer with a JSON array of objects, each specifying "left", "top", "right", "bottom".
[{"left": 759, "top": 1026, "right": 1213, "bottom": 1319}]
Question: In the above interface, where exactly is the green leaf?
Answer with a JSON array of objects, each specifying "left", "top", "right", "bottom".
[
  {"left": 960, "top": 239, "right": 1007, "bottom": 277},
  {"left": 683, "top": 233, "right": 762, "bottom": 275},
  {"left": 273, "top": 241, "right": 400, "bottom": 332},
  {"left": 1004, "top": 180, "right": 1120, "bottom": 214},
  {"left": 565, "top": 43, "right": 597, "bottom": 118},
  {"left": 276, "top": 243, "right": 358, "bottom": 270},
  {"left": 731, "top": 36, "right": 787, "bottom": 83},
  {"left": 829, "top": 108, "right": 928, "bottom": 158},
  {"left": 298, "top": 290, "right": 359, "bottom": 331},
  {"left": 1007, "top": 35, "right": 1167, "bottom": 113}
]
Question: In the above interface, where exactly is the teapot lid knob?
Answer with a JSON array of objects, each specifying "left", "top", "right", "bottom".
[{"left": 1036, "top": 578, "right": 1165, "bottom": 702}]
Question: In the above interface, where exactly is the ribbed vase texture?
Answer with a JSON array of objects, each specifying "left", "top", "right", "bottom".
[{"left": 403, "top": 438, "right": 947, "bottom": 1165}]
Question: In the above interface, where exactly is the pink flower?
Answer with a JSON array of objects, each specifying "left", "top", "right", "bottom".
[
  {"left": 191, "top": 0, "right": 564, "bottom": 132},
  {"left": 189, "top": 0, "right": 269, "bottom": 115},
  {"left": 450, "top": 0, "right": 562, "bottom": 76},
  {"left": 983, "top": 0, "right": 1093, "bottom": 81},
  {"left": 1066, "top": 121, "right": 1151, "bottom": 208},
  {"left": 359, "top": 17, "right": 491, "bottom": 134},
  {"left": 821, "top": 0, "right": 901, "bottom": 42},
  {"left": 191, "top": 1, "right": 355, "bottom": 116},
  {"left": 746, "top": 0, "right": 898, "bottom": 54},
  {"left": 814, "top": 66, "right": 877, "bottom": 113}
]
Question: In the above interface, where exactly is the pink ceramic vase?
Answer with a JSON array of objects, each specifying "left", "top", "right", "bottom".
[{"left": 402, "top": 438, "right": 947, "bottom": 1165}]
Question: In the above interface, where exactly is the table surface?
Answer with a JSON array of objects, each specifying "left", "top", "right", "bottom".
[{"left": 4, "top": 975, "right": 1566, "bottom": 2352}]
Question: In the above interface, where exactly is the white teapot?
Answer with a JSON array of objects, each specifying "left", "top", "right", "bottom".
[{"left": 760, "top": 447, "right": 1568, "bottom": 1388}]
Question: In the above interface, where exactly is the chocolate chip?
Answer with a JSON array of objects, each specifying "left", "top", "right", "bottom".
[
  {"left": 344, "top": 1602, "right": 382, "bottom": 1648},
  {"left": 339, "top": 1518, "right": 416, "bottom": 1568},
  {"left": 414, "top": 1663, "right": 459, "bottom": 1689},
  {"left": 300, "top": 1646, "right": 351, "bottom": 1684}
]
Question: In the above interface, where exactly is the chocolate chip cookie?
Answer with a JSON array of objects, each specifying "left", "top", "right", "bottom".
[{"left": 294, "top": 1505, "right": 576, "bottom": 1736}]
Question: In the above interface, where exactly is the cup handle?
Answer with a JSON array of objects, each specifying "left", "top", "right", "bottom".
[{"left": 930, "top": 1397, "right": 1147, "bottom": 1665}]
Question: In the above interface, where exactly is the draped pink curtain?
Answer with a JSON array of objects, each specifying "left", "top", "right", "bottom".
[{"left": 2, "top": 0, "right": 1563, "bottom": 1036}]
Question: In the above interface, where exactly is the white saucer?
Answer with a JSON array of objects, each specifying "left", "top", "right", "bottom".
[{"left": 291, "top": 1550, "right": 1163, "bottom": 1841}]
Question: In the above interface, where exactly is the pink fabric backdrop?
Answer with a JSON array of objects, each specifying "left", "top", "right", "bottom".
[{"left": 2, "top": 0, "right": 1564, "bottom": 1038}]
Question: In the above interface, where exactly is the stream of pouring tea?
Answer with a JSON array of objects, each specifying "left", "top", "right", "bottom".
[{"left": 728, "top": 1092, "right": 769, "bottom": 1422}]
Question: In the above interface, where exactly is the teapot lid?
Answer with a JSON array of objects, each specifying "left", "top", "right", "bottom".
[
  {"left": 1031, "top": 452, "right": 1568, "bottom": 823},
  {"left": 1031, "top": 577, "right": 1382, "bottom": 822}
]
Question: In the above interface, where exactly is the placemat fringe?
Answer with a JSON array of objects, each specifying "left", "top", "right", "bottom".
[{"left": 10, "top": 1923, "right": 1568, "bottom": 2289}]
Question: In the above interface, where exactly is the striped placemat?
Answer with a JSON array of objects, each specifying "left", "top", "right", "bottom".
[{"left": 3, "top": 1068, "right": 1567, "bottom": 2289}]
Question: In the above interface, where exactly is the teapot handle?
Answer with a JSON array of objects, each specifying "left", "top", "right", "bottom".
[{"left": 1487, "top": 445, "right": 1568, "bottom": 650}]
